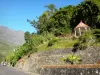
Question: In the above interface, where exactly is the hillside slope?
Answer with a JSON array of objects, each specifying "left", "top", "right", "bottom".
[
  {"left": 0, "top": 40, "right": 17, "bottom": 61},
  {"left": 0, "top": 25, "right": 25, "bottom": 61}
]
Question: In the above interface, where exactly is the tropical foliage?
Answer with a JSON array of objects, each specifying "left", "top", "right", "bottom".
[{"left": 28, "top": 0, "right": 100, "bottom": 35}]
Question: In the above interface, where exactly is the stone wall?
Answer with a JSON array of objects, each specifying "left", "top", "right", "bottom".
[
  {"left": 40, "top": 68, "right": 100, "bottom": 75},
  {"left": 15, "top": 47, "right": 100, "bottom": 75},
  {"left": 40, "top": 65, "right": 100, "bottom": 75}
]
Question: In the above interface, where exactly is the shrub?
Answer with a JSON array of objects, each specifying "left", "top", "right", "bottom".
[
  {"left": 30, "top": 35, "right": 46, "bottom": 47},
  {"left": 74, "top": 31, "right": 96, "bottom": 50},
  {"left": 6, "top": 44, "right": 38, "bottom": 66},
  {"left": 11, "top": 55, "right": 19, "bottom": 66},
  {"left": 93, "top": 29, "right": 100, "bottom": 37},
  {"left": 61, "top": 54, "right": 82, "bottom": 64},
  {"left": 93, "top": 29, "right": 100, "bottom": 42},
  {"left": 48, "top": 37, "right": 59, "bottom": 46},
  {"left": 42, "top": 32, "right": 55, "bottom": 40},
  {"left": 78, "top": 42, "right": 88, "bottom": 50},
  {"left": 30, "top": 33, "right": 55, "bottom": 47},
  {"left": 79, "top": 31, "right": 95, "bottom": 43}
]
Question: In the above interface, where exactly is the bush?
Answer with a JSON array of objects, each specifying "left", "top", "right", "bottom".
[
  {"left": 79, "top": 42, "right": 88, "bottom": 50},
  {"left": 75, "top": 31, "right": 96, "bottom": 50},
  {"left": 79, "top": 31, "right": 95, "bottom": 42},
  {"left": 61, "top": 54, "right": 82, "bottom": 64},
  {"left": 42, "top": 32, "right": 55, "bottom": 40},
  {"left": 93, "top": 29, "right": 100, "bottom": 42},
  {"left": 6, "top": 44, "right": 38, "bottom": 66},
  {"left": 48, "top": 37, "right": 59, "bottom": 46},
  {"left": 30, "top": 33, "right": 55, "bottom": 47},
  {"left": 11, "top": 55, "right": 19, "bottom": 66}
]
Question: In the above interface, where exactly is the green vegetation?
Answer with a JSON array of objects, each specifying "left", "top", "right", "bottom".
[
  {"left": 74, "top": 31, "right": 96, "bottom": 50},
  {"left": 6, "top": 33, "right": 78, "bottom": 66},
  {"left": 0, "top": 40, "right": 17, "bottom": 62},
  {"left": 73, "top": 30, "right": 100, "bottom": 50},
  {"left": 28, "top": 0, "right": 100, "bottom": 35},
  {"left": 61, "top": 54, "right": 82, "bottom": 64},
  {"left": 5, "top": 33, "right": 56, "bottom": 66},
  {"left": 47, "top": 37, "right": 59, "bottom": 47},
  {"left": 37, "top": 39, "right": 78, "bottom": 51},
  {"left": 5, "top": 0, "right": 100, "bottom": 66},
  {"left": 93, "top": 29, "right": 100, "bottom": 42}
]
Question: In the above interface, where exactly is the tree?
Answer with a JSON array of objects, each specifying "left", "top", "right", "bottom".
[
  {"left": 27, "top": 1, "right": 100, "bottom": 35},
  {"left": 24, "top": 31, "right": 30, "bottom": 42},
  {"left": 44, "top": 4, "right": 57, "bottom": 16},
  {"left": 46, "top": 5, "right": 75, "bottom": 35},
  {"left": 70, "top": 0, "right": 100, "bottom": 29},
  {"left": 27, "top": 4, "right": 57, "bottom": 34}
]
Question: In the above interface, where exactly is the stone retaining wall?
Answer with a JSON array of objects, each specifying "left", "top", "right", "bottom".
[
  {"left": 15, "top": 47, "right": 100, "bottom": 75},
  {"left": 40, "top": 64, "right": 100, "bottom": 75}
]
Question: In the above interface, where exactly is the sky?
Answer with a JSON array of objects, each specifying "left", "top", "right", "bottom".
[{"left": 0, "top": 0, "right": 83, "bottom": 33}]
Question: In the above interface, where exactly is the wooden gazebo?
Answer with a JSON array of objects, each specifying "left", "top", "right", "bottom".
[{"left": 74, "top": 20, "right": 90, "bottom": 37}]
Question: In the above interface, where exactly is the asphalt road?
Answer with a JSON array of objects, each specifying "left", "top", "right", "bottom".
[{"left": 0, "top": 65, "right": 29, "bottom": 75}]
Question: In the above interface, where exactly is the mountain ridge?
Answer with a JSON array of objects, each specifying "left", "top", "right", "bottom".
[
  {"left": 0, "top": 25, "right": 25, "bottom": 61},
  {"left": 0, "top": 25, "right": 25, "bottom": 45}
]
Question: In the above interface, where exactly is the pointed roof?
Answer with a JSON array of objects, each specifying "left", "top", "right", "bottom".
[{"left": 74, "top": 20, "right": 89, "bottom": 29}]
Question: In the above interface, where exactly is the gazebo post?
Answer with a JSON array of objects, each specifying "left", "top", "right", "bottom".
[
  {"left": 85, "top": 27, "right": 87, "bottom": 31},
  {"left": 79, "top": 28, "right": 81, "bottom": 36},
  {"left": 89, "top": 27, "right": 90, "bottom": 31},
  {"left": 74, "top": 30, "right": 76, "bottom": 37}
]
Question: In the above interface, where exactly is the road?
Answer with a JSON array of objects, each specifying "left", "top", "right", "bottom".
[{"left": 0, "top": 65, "right": 29, "bottom": 75}]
